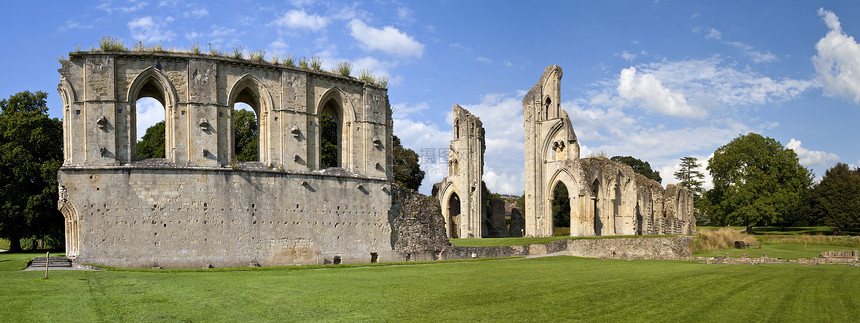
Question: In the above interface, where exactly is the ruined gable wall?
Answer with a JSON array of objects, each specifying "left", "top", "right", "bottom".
[
  {"left": 434, "top": 105, "right": 485, "bottom": 238},
  {"left": 523, "top": 65, "right": 584, "bottom": 237},
  {"left": 57, "top": 52, "right": 396, "bottom": 268}
]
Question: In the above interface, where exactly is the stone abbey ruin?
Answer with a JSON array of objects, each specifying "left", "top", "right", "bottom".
[{"left": 57, "top": 51, "right": 695, "bottom": 268}]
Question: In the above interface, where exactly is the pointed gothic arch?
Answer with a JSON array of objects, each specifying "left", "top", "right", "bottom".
[
  {"left": 126, "top": 66, "right": 179, "bottom": 162},
  {"left": 227, "top": 74, "right": 275, "bottom": 165},
  {"left": 315, "top": 87, "right": 356, "bottom": 169}
]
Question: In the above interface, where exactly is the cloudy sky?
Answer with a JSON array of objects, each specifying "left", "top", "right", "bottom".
[{"left": 2, "top": 1, "right": 859, "bottom": 195}]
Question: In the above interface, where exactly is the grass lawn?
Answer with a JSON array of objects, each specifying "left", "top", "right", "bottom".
[{"left": 1, "top": 253, "right": 858, "bottom": 321}]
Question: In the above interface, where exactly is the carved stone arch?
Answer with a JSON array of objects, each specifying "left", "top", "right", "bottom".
[
  {"left": 126, "top": 66, "right": 179, "bottom": 162},
  {"left": 58, "top": 77, "right": 77, "bottom": 105},
  {"left": 58, "top": 199, "right": 80, "bottom": 259},
  {"left": 439, "top": 182, "right": 462, "bottom": 239},
  {"left": 57, "top": 78, "right": 77, "bottom": 162},
  {"left": 546, "top": 168, "right": 580, "bottom": 234},
  {"left": 541, "top": 119, "right": 565, "bottom": 161},
  {"left": 227, "top": 73, "right": 275, "bottom": 164},
  {"left": 448, "top": 148, "right": 461, "bottom": 176},
  {"left": 315, "top": 87, "right": 356, "bottom": 169}
]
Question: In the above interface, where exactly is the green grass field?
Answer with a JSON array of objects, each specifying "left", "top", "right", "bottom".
[{"left": 1, "top": 252, "right": 858, "bottom": 321}]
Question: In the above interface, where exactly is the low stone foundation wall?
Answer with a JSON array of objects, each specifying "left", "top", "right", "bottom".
[
  {"left": 565, "top": 236, "right": 692, "bottom": 260},
  {"left": 694, "top": 250, "right": 859, "bottom": 266},
  {"left": 439, "top": 236, "right": 692, "bottom": 261}
]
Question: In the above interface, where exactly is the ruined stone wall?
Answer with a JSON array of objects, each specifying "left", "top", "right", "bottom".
[
  {"left": 57, "top": 51, "right": 391, "bottom": 175},
  {"left": 57, "top": 52, "right": 397, "bottom": 267},
  {"left": 59, "top": 168, "right": 395, "bottom": 268},
  {"left": 522, "top": 65, "right": 583, "bottom": 237},
  {"left": 522, "top": 65, "right": 695, "bottom": 238},
  {"left": 434, "top": 105, "right": 485, "bottom": 238}
]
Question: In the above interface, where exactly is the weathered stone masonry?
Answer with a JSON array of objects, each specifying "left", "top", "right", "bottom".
[
  {"left": 57, "top": 51, "right": 396, "bottom": 268},
  {"left": 523, "top": 65, "right": 696, "bottom": 237},
  {"left": 433, "top": 105, "right": 486, "bottom": 239}
]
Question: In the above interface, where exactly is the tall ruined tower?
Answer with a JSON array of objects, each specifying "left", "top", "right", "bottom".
[
  {"left": 434, "top": 105, "right": 485, "bottom": 238},
  {"left": 522, "top": 65, "right": 582, "bottom": 237}
]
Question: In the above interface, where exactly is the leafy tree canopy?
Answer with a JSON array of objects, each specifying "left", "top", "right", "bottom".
[
  {"left": 233, "top": 109, "right": 258, "bottom": 162},
  {"left": 137, "top": 121, "right": 165, "bottom": 159},
  {"left": 552, "top": 183, "right": 570, "bottom": 228},
  {"left": 808, "top": 163, "right": 860, "bottom": 230},
  {"left": 0, "top": 91, "right": 64, "bottom": 251},
  {"left": 320, "top": 111, "right": 337, "bottom": 168},
  {"left": 392, "top": 135, "right": 424, "bottom": 191},
  {"left": 611, "top": 156, "right": 662, "bottom": 183},
  {"left": 705, "top": 133, "right": 812, "bottom": 232}
]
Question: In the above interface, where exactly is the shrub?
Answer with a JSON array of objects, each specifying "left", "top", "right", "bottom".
[
  {"left": 98, "top": 36, "right": 126, "bottom": 51},
  {"left": 359, "top": 69, "right": 375, "bottom": 83},
  {"left": 249, "top": 49, "right": 265, "bottom": 62},
  {"left": 284, "top": 54, "right": 295, "bottom": 67},
  {"left": 231, "top": 46, "right": 243, "bottom": 59},
  {"left": 298, "top": 57, "right": 309, "bottom": 69},
  {"left": 309, "top": 56, "right": 322, "bottom": 71},
  {"left": 336, "top": 61, "right": 352, "bottom": 76},
  {"left": 190, "top": 43, "right": 201, "bottom": 54},
  {"left": 691, "top": 227, "right": 757, "bottom": 252}
]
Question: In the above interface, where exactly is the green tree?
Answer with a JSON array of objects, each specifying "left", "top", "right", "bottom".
[
  {"left": 136, "top": 121, "right": 165, "bottom": 159},
  {"left": 808, "top": 163, "right": 860, "bottom": 231},
  {"left": 233, "top": 109, "right": 258, "bottom": 162},
  {"left": 705, "top": 133, "right": 812, "bottom": 232},
  {"left": 320, "top": 111, "right": 337, "bottom": 168},
  {"left": 611, "top": 156, "right": 662, "bottom": 183},
  {"left": 0, "top": 91, "right": 63, "bottom": 252},
  {"left": 674, "top": 156, "right": 705, "bottom": 196},
  {"left": 392, "top": 135, "right": 424, "bottom": 190},
  {"left": 552, "top": 183, "right": 570, "bottom": 228}
]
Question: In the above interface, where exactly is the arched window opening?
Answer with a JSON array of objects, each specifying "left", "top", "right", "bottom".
[
  {"left": 592, "top": 179, "right": 602, "bottom": 236},
  {"left": 134, "top": 90, "right": 166, "bottom": 160},
  {"left": 552, "top": 182, "right": 570, "bottom": 236},
  {"left": 448, "top": 192, "right": 461, "bottom": 239},
  {"left": 454, "top": 118, "right": 459, "bottom": 139},
  {"left": 232, "top": 90, "right": 259, "bottom": 162},
  {"left": 320, "top": 99, "right": 341, "bottom": 169},
  {"left": 545, "top": 97, "right": 551, "bottom": 119}
]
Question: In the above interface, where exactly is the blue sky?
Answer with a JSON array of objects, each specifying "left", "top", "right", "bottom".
[{"left": 2, "top": 0, "right": 859, "bottom": 195}]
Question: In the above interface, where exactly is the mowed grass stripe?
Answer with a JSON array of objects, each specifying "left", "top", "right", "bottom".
[{"left": 1, "top": 255, "right": 858, "bottom": 322}]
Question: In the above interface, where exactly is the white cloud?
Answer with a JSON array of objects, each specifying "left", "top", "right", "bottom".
[
  {"left": 785, "top": 138, "right": 840, "bottom": 167},
  {"left": 397, "top": 7, "right": 415, "bottom": 24},
  {"left": 128, "top": 16, "right": 176, "bottom": 43},
  {"left": 100, "top": 1, "right": 148, "bottom": 14},
  {"left": 184, "top": 8, "right": 208, "bottom": 18},
  {"left": 620, "top": 51, "right": 637, "bottom": 62},
  {"left": 476, "top": 56, "right": 492, "bottom": 63},
  {"left": 59, "top": 20, "right": 92, "bottom": 32},
  {"left": 135, "top": 97, "right": 165, "bottom": 141},
  {"left": 699, "top": 27, "right": 777, "bottom": 63},
  {"left": 273, "top": 9, "right": 329, "bottom": 31},
  {"left": 618, "top": 67, "right": 707, "bottom": 118},
  {"left": 349, "top": 19, "right": 424, "bottom": 58},
  {"left": 610, "top": 58, "right": 813, "bottom": 112},
  {"left": 392, "top": 117, "right": 451, "bottom": 195},
  {"left": 813, "top": 8, "right": 860, "bottom": 103},
  {"left": 185, "top": 32, "right": 199, "bottom": 40},
  {"left": 392, "top": 102, "right": 429, "bottom": 119}
]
